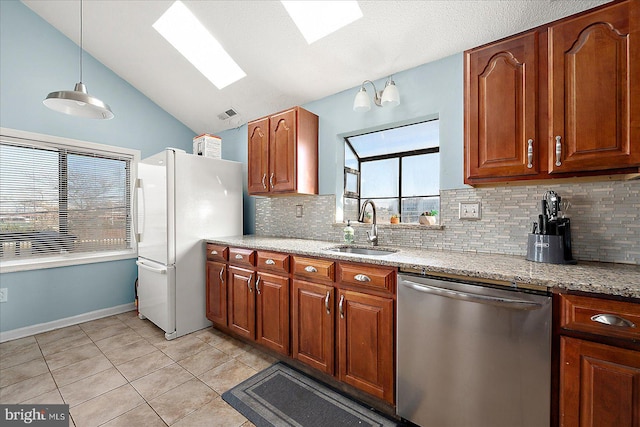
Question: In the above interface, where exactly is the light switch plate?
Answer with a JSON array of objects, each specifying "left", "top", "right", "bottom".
[
  {"left": 459, "top": 202, "right": 481, "bottom": 220},
  {"left": 0, "top": 288, "right": 7, "bottom": 303}
]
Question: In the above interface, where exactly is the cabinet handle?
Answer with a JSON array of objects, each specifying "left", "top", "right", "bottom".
[
  {"left": 325, "top": 291, "right": 330, "bottom": 314},
  {"left": 555, "top": 136, "right": 562, "bottom": 166},
  {"left": 261, "top": 173, "right": 267, "bottom": 190},
  {"left": 210, "top": 250, "right": 218, "bottom": 255},
  {"left": 339, "top": 294, "right": 345, "bottom": 319},
  {"left": 219, "top": 266, "right": 224, "bottom": 284},
  {"left": 269, "top": 173, "right": 275, "bottom": 188},
  {"left": 265, "top": 259, "right": 276, "bottom": 265},
  {"left": 591, "top": 314, "right": 636, "bottom": 328},
  {"left": 354, "top": 274, "right": 371, "bottom": 282},
  {"left": 256, "top": 275, "right": 261, "bottom": 295},
  {"left": 527, "top": 139, "right": 533, "bottom": 169},
  {"left": 235, "top": 254, "right": 243, "bottom": 260},
  {"left": 304, "top": 266, "right": 318, "bottom": 273},
  {"left": 247, "top": 273, "right": 253, "bottom": 292}
]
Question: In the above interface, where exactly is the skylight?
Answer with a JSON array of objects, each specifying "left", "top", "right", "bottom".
[
  {"left": 281, "top": 1, "right": 363, "bottom": 44},
  {"left": 153, "top": 1, "right": 246, "bottom": 89}
]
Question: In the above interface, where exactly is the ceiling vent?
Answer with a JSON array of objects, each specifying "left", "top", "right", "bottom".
[{"left": 217, "top": 108, "right": 238, "bottom": 121}]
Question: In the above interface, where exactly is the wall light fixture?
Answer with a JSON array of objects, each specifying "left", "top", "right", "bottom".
[{"left": 353, "top": 76, "right": 400, "bottom": 112}]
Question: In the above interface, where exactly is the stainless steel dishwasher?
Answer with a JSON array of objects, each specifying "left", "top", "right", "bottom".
[{"left": 397, "top": 272, "right": 551, "bottom": 427}]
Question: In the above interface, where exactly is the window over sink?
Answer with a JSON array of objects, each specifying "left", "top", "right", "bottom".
[{"left": 343, "top": 119, "right": 440, "bottom": 223}]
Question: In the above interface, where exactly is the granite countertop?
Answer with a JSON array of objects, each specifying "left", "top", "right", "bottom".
[{"left": 205, "top": 235, "right": 640, "bottom": 299}]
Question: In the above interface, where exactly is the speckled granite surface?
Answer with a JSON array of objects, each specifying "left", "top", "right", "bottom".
[{"left": 206, "top": 236, "right": 640, "bottom": 299}]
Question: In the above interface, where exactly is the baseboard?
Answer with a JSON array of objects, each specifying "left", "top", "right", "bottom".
[{"left": 0, "top": 303, "right": 136, "bottom": 343}]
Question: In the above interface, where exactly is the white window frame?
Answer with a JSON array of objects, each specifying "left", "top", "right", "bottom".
[{"left": 0, "top": 127, "right": 140, "bottom": 273}]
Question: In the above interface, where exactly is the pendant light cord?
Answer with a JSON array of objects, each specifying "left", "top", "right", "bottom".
[{"left": 79, "top": 0, "right": 83, "bottom": 83}]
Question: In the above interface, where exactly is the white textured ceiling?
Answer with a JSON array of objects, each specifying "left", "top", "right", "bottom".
[{"left": 22, "top": 0, "right": 610, "bottom": 135}]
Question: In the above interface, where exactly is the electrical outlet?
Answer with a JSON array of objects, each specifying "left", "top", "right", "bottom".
[
  {"left": 0, "top": 288, "right": 7, "bottom": 303},
  {"left": 459, "top": 202, "right": 481, "bottom": 220},
  {"left": 295, "top": 204, "right": 303, "bottom": 218}
]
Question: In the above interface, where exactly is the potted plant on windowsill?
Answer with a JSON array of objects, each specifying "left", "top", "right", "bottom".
[
  {"left": 390, "top": 214, "right": 399, "bottom": 224},
  {"left": 363, "top": 212, "right": 372, "bottom": 223},
  {"left": 419, "top": 210, "right": 438, "bottom": 225}
]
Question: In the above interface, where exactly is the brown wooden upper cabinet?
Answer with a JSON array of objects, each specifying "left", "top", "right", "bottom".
[
  {"left": 464, "top": 0, "right": 639, "bottom": 185},
  {"left": 248, "top": 107, "right": 319, "bottom": 195}
]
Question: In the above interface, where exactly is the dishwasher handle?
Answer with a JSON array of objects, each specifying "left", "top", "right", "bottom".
[{"left": 400, "top": 279, "right": 543, "bottom": 310}]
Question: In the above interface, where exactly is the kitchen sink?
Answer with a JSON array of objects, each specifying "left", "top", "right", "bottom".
[{"left": 327, "top": 246, "right": 397, "bottom": 256}]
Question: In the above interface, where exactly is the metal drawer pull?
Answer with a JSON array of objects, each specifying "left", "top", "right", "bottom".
[
  {"left": 325, "top": 291, "right": 330, "bottom": 314},
  {"left": 210, "top": 250, "right": 218, "bottom": 255},
  {"left": 235, "top": 254, "right": 243, "bottom": 259},
  {"left": 339, "top": 294, "right": 345, "bottom": 319},
  {"left": 304, "top": 266, "right": 318, "bottom": 273},
  {"left": 269, "top": 173, "right": 275, "bottom": 188},
  {"left": 219, "top": 267, "right": 224, "bottom": 283},
  {"left": 256, "top": 276, "right": 261, "bottom": 295},
  {"left": 265, "top": 259, "right": 276, "bottom": 265},
  {"left": 261, "top": 173, "right": 267, "bottom": 189},
  {"left": 247, "top": 273, "right": 253, "bottom": 292},
  {"left": 591, "top": 314, "right": 636, "bottom": 328},
  {"left": 354, "top": 274, "right": 371, "bottom": 282},
  {"left": 555, "top": 136, "right": 562, "bottom": 166},
  {"left": 527, "top": 139, "right": 533, "bottom": 169}
]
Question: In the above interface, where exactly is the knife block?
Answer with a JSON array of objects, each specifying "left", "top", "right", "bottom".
[{"left": 526, "top": 233, "right": 576, "bottom": 264}]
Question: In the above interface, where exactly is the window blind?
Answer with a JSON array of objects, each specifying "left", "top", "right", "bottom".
[{"left": 0, "top": 138, "right": 133, "bottom": 261}]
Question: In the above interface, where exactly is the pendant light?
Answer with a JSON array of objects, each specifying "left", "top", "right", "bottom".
[{"left": 43, "top": 0, "right": 114, "bottom": 120}]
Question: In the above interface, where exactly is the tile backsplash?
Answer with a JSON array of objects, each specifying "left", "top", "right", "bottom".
[{"left": 255, "top": 180, "right": 640, "bottom": 265}]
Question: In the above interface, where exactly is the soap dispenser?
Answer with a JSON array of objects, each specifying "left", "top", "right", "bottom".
[{"left": 343, "top": 220, "right": 354, "bottom": 244}]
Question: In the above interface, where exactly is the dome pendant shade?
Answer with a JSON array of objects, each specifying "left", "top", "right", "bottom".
[{"left": 44, "top": 82, "right": 114, "bottom": 120}]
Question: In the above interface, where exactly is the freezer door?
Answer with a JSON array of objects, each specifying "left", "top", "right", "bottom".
[
  {"left": 136, "top": 150, "right": 174, "bottom": 265},
  {"left": 137, "top": 258, "right": 176, "bottom": 337}
]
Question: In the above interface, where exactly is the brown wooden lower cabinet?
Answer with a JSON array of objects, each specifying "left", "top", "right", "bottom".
[
  {"left": 560, "top": 337, "right": 640, "bottom": 427},
  {"left": 205, "top": 261, "right": 227, "bottom": 327},
  {"left": 227, "top": 265, "right": 255, "bottom": 339},
  {"left": 292, "top": 279, "right": 335, "bottom": 374},
  {"left": 338, "top": 289, "right": 394, "bottom": 403},
  {"left": 256, "top": 271, "right": 289, "bottom": 356}
]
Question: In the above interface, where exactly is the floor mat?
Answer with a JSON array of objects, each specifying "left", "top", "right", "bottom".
[{"left": 222, "top": 362, "right": 398, "bottom": 427}]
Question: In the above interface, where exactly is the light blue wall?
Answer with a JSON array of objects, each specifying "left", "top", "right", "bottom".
[
  {"left": 0, "top": 1, "right": 195, "bottom": 332},
  {"left": 220, "top": 53, "right": 464, "bottom": 234}
]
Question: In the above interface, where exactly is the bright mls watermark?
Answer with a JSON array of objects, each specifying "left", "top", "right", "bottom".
[{"left": 1, "top": 405, "right": 68, "bottom": 426}]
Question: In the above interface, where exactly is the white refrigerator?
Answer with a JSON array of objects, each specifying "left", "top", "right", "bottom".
[{"left": 135, "top": 148, "right": 242, "bottom": 340}]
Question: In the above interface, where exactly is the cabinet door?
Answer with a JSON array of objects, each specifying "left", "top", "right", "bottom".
[
  {"left": 465, "top": 31, "right": 539, "bottom": 181},
  {"left": 269, "top": 109, "right": 297, "bottom": 193},
  {"left": 205, "top": 261, "right": 227, "bottom": 327},
  {"left": 549, "top": 1, "right": 640, "bottom": 173},
  {"left": 248, "top": 118, "right": 270, "bottom": 194},
  {"left": 256, "top": 272, "right": 289, "bottom": 356},
  {"left": 292, "top": 279, "right": 334, "bottom": 374},
  {"left": 227, "top": 266, "right": 255, "bottom": 339},
  {"left": 337, "top": 290, "right": 394, "bottom": 404},
  {"left": 560, "top": 336, "right": 640, "bottom": 427}
]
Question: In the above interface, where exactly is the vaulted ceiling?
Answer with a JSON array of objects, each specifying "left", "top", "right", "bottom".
[{"left": 23, "top": 0, "right": 609, "bottom": 135}]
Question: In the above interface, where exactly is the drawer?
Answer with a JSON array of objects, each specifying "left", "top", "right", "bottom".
[
  {"left": 206, "top": 244, "right": 228, "bottom": 262},
  {"left": 292, "top": 256, "right": 335, "bottom": 282},
  {"left": 338, "top": 262, "right": 396, "bottom": 295},
  {"left": 257, "top": 251, "right": 290, "bottom": 275},
  {"left": 228, "top": 247, "right": 256, "bottom": 268},
  {"left": 560, "top": 294, "right": 640, "bottom": 341}
]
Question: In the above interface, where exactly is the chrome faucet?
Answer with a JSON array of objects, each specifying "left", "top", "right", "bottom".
[{"left": 358, "top": 199, "right": 378, "bottom": 246}]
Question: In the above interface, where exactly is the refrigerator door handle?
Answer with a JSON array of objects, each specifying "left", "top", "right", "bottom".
[
  {"left": 134, "top": 179, "right": 144, "bottom": 243},
  {"left": 136, "top": 260, "right": 167, "bottom": 274}
]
